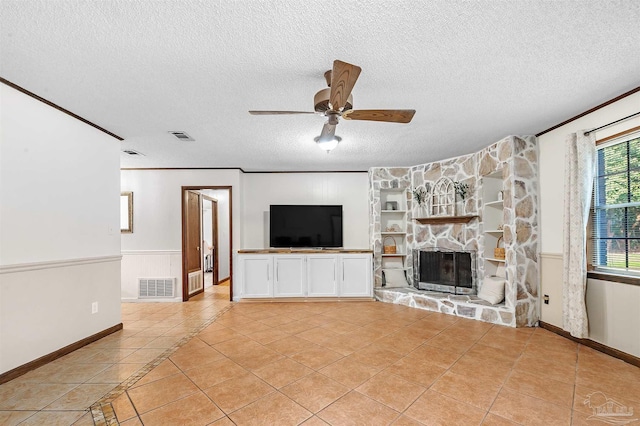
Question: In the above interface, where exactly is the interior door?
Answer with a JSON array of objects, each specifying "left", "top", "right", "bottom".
[
  {"left": 201, "top": 195, "right": 219, "bottom": 287},
  {"left": 184, "top": 190, "right": 203, "bottom": 300},
  {"left": 211, "top": 199, "right": 219, "bottom": 286}
]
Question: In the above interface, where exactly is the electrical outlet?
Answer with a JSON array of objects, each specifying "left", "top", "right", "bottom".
[
  {"left": 543, "top": 295, "right": 549, "bottom": 305},
  {"left": 107, "top": 225, "right": 115, "bottom": 235},
  {"left": 91, "top": 302, "right": 99, "bottom": 314}
]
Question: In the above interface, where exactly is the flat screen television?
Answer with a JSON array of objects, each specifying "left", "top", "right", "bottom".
[{"left": 270, "top": 205, "right": 343, "bottom": 248}]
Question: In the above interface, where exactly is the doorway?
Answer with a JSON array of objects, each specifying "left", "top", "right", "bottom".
[
  {"left": 181, "top": 186, "right": 233, "bottom": 301},
  {"left": 183, "top": 190, "right": 203, "bottom": 299}
]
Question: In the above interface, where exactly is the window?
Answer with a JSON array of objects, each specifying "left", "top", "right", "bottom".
[{"left": 591, "top": 135, "right": 640, "bottom": 275}]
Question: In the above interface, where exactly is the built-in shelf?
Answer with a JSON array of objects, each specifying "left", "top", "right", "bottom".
[
  {"left": 414, "top": 215, "right": 478, "bottom": 224},
  {"left": 379, "top": 187, "right": 409, "bottom": 285},
  {"left": 482, "top": 171, "right": 506, "bottom": 277}
]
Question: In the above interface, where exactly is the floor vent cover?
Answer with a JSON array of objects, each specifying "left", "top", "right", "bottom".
[
  {"left": 188, "top": 271, "right": 203, "bottom": 295},
  {"left": 139, "top": 278, "right": 175, "bottom": 298}
]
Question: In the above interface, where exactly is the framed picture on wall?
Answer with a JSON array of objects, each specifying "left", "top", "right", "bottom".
[{"left": 121, "top": 192, "right": 133, "bottom": 233}]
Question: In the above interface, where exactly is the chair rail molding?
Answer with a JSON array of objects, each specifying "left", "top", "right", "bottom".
[
  {"left": 540, "top": 252, "right": 563, "bottom": 260},
  {"left": 0, "top": 255, "right": 122, "bottom": 275},
  {"left": 121, "top": 250, "right": 181, "bottom": 256}
]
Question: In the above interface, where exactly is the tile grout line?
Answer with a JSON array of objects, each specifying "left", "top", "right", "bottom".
[
  {"left": 90, "top": 303, "right": 234, "bottom": 425},
  {"left": 215, "top": 305, "right": 384, "bottom": 421},
  {"left": 165, "top": 341, "right": 278, "bottom": 420},
  {"left": 57, "top": 301, "right": 628, "bottom": 425},
  {"left": 479, "top": 328, "right": 536, "bottom": 424},
  {"left": 570, "top": 341, "right": 582, "bottom": 425},
  {"left": 411, "top": 322, "right": 534, "bottom": 423},
  {"left": 205, "top": 305, "right": 345, "bottom": 421},
  {"left": 304, "top": 315, "right": 441, "bottom": 423}
]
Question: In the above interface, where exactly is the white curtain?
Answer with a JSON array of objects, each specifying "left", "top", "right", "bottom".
[{"left": 562, "top": 131, "right": 596, "bottom": 338}]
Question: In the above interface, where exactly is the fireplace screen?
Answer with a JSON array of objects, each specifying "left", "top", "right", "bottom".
[{"left": 414, "top": 249, "right": 474, "bottom": 294}]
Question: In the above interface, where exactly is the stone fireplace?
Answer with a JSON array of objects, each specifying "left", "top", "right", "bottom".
[
  {"left": 413, "top": 249, "right": 476, "bottom": 294},
  {"left": 369, "top": 135, "right": 540, "bottom": 328}
]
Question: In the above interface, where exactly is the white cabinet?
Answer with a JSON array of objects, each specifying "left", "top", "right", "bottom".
[
  {"left": 236, "top": 252, "right": 371, "bottom": 300},
  {"left": 273, "top": 255, "right": 306, "bottom": 297},
  {"left": 240, "top": 255, "right": 273, "bottom": 298},
  {"left": 339, "top": 255, "right": 372, "bottom": 297},
  {"left": 307, "top": 255, "right": 338, "bottom": 297}
]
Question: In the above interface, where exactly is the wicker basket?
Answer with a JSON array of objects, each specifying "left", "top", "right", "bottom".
[
  {"left": 383, "top": 236, "right": 397, "bottom": 254},
  {"left": 494, "top": 235, "right": 505, "bottom": 259}
]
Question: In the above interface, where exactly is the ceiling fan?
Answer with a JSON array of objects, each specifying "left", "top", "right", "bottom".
[{"left": 249, "top": 60, "right": 416, "bottom": 152}]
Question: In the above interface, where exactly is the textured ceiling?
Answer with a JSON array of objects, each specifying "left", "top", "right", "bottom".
[{"left": 1, "top": 1, "right": 639, "bottom": 171}]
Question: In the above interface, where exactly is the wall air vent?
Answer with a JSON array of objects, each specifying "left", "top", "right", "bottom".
[
  {"left": 169, "top": 131, "right": 195, "bottom": 141},
  {"left": 138, "top": 278, "right": 175, "bottom": 298},
  {"left": 188, "top": 271, "right": 203, "bottom": 295},
  {"left": 122, "top": 149, "right": 144, "bottom": 156}
]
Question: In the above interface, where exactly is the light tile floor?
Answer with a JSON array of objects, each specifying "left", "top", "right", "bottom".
[
  {"left": 1, "top": 283, "right": 639, "bottom": 425},
  {"left": 0, "top": 283, "right": 232, "bottom": 425}
]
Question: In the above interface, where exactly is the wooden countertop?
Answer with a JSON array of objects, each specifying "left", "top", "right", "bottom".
[{"left": 238, "top": 249, "right": 373, "bottom": 254}]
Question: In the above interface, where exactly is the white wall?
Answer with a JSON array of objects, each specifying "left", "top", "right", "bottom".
[
  {"left": 1, "top": 260, "right": 121, "bottom": 372},
  {"left": 538, "top": 91, "right": 640, "bottom": 356},
  {"left": 0, "top": 83, "right": 121, "bottom": 374},
  {"left": 120, "top": 171, "right": 367, "bottom": 299},
  {"left": 241, "top": 173, "right": 370, "bottom": 249},
  {"left": 120, "top": 169, "right": 242, "bottom": 300},
  {"left": 202, "top": 198, "right": 213, "bottom": 270}
]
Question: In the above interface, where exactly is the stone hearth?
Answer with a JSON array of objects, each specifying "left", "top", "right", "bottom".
[{"left": 375, "top": 287, "right": 513, "bottom": 326}]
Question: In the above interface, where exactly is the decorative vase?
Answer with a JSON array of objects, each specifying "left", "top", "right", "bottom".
[
  {"left": 415, "top": 203, "right": 428, "bottom": 218},
  {"left": 456, "top": 199, "right": 465, "bottom": 216}
]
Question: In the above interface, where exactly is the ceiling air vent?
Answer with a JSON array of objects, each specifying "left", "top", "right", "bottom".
[
  {"left": 169, "top": 131, "right": 195, "bottom": 141},
  {"left": 122, "top": 149, "right": 144, "bottom": 156}
]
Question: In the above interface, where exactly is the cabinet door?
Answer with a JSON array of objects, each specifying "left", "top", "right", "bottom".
[
  {"left": 241, "top": 255, "right": 273, "bottom": 298},
  {"left": 273, "top": 256, "right": 306, "bottom": 297},
  {"left": 307, "top": 255, "right": 338, "bottom": 297},
  {"left": 339, "top": 255, "right": 372, "bottom": 297}
]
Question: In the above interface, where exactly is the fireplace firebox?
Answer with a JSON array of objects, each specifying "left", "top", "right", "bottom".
[{"left": 412, "top": 249, "right": 476, "bottom": 294}]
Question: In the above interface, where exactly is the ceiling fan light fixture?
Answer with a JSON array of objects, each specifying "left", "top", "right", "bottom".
[{"left": 314, "top": 135, "right": 341, "bottom": 153}]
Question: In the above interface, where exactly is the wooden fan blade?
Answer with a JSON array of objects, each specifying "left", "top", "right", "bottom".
[
  {"left": 319, "top": 122, "right": 336, "bottom": 140},
  {"left": 342, "top": 109, "right": 416, "bottom": 123},
  {"left": 249, "top": 111, "right": 316, "bottom": 115},
  {"left": 329, "top": 60, "right": 361, "bottom": 112}
]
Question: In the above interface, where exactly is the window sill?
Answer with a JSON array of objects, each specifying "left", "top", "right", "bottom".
[{"left": 587, "top": 271, "right": 640, "bottom": 287}]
